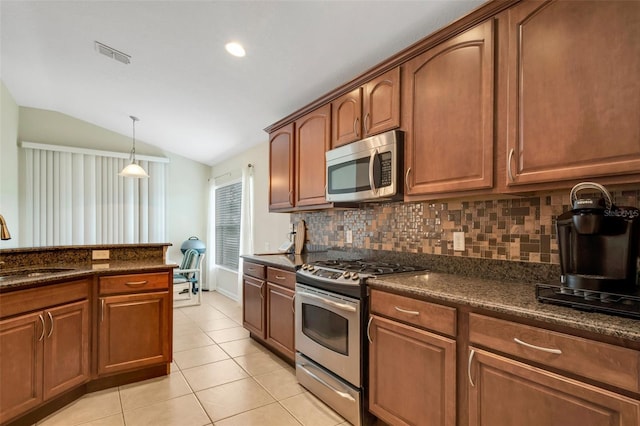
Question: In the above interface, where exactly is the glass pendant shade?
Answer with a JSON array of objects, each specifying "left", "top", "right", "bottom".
[{"left": 119, "top": 115, "right": 149, "bottom": 178}]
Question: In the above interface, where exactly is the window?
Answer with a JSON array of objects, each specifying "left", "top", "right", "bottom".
[{"left": 214, "top": 181, "right": 242, "bottom": 270}]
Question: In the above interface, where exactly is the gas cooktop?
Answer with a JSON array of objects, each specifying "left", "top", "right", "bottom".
[{"left": 309, "top": 259, "right": 426, "bottom": 276}]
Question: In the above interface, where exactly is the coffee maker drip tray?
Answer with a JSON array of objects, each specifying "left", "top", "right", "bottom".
[{"left": 536, "top": 283, "right": 640, "bottom": 319}]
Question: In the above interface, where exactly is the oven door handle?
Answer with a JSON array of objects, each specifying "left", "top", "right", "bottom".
[
  {"left": 297, "top": 363, "right": 356, "bottom": 402},
  {"left": 299, "top": 291, "right": 357, "bottom": 312}
]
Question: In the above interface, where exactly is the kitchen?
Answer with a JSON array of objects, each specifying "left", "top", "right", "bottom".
[{"left": 2, "top": 0, "right": 640, "bottom": 425}]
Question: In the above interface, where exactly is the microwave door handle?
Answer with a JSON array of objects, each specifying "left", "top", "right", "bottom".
[
  {"left": 300, "top": 291, "right": 357, "bottom": 312},
  {"left": 369, "top": 148, "right": 378, "bottom": 194}
]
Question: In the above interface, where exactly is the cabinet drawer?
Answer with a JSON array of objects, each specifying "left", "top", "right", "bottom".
[
  {"left": 0, "top": 280, "right": 90, "bottom": 319},
  {"left": 99, "top": 272, "right": 169, "bottom": 295},
  {"left": 267, "top": 267, "right": 295, "bottom": 290},
  {"left": 370, "top": 289, "right": 456, "bottom": 337},
  {"left": 243, "top": 261, "right": 266, "bottom": 280},
  {"left": 469, "top": 313, "right": 640, "bottom": 393}
]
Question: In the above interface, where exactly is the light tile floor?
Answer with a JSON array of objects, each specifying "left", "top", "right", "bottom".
[{"left": 36, "top": 291, "right": 347, "bottom": 426}]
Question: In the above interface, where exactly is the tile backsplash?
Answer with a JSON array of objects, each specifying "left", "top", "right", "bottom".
[{"left": 293, "top": 187, "right": 640, "bottom": 265}]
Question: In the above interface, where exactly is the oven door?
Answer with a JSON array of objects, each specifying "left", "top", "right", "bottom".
[{"left": 295, "top": 283, "right": 361, "bottom": 387}]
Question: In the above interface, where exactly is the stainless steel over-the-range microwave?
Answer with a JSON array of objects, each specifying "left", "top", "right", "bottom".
[{"left": 325, "top": 130, "right": 404, "bottom": 203}]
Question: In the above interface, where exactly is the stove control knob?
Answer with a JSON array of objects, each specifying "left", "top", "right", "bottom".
[
  {"left": 351, "top": 273, "right": 359, "bottom": 280},
  {"left": 301, "top": 264, "right": 308, "bottom": 270},
  {"left": 308, "top": 265, "right": 315, "bottom": 272},
  {"left": 342, "top": 271, "right": 351, "bottom": 279}
]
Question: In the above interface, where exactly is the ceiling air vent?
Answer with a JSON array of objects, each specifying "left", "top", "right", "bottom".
[{"left": 94, "top": 41, "right": 131, "bottom": 65}]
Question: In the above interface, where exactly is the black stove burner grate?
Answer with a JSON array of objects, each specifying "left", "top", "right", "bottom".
[
  {"left": 536, "top": 283, "right": 640, "bottom": 319},
  {"left": 311, "top": 259, "right": 424, "bottom": 275}
]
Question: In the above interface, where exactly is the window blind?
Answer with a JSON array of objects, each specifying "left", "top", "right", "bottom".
[{"left": 215, "top": 181, "right": 242, "bottom": 270}]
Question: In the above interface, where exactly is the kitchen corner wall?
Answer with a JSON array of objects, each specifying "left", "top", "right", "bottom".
[{"left": 293, "top": 186, "right": 640, "bottom": 265}]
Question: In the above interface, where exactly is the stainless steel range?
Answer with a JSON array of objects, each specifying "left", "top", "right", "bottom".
[{"left": 295, "top": 259, "right": 425, "bottom": 425}]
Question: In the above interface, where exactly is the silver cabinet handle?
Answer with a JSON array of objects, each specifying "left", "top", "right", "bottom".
[
  {"left": 291, "top": 294, "right": 295, "bottom": 314},
  {"left": 298, "top": 363, "right": 355, "bottom": 402},
  {"left": 507, "top": 148, "right": 515, "bottom": 182},
  {"left": 259, "top": 282, "right": 264, "bottom": 300},
  {"left": 468, "top": 349, "right": 476, "bottom": 387},
  {"left": 394, "top": 306, "right": 420, "bottom": 316},
  {"left": 288, "top": 191, "right": 293, "bottom": 206},
  {"left": 300, "top": 292, "right": 356, "bottom": 312},
  {"left": 101, "top": 299, "right": 105, "bottom": 323},
  {"left": 405, "top": 167, "right": 412, "bottom": 192},
  {"left": 514, "top": 338, "right": 562, "bottom": 355},
  {"left": 367, "top": 316, "right": 373, "bottom": 343},
  {"left": 47, "top": 311, "right": 54, "bottom": 338},
  {"left": 274, "top": 275, "right": 287, "bottom": 280},
  {"left": 364, "top": 112, "right": 370, "bottom": 134},
  {"left": 38, "top": 314, "right": 45, "bottom": 341},
  {"left": 354, "top": 117, "right": 360, "bottom": 138},
  {"left": 125, "top": 280, "right": 148, "bottom": 287}
]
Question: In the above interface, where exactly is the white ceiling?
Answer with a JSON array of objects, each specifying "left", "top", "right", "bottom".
[{"left": 1, "top": 0, "right": 484, "bottom": 166}]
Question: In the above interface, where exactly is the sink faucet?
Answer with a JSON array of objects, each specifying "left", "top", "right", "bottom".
[{"left": 0, "top": 214, "right": 11, "bottom": 240}]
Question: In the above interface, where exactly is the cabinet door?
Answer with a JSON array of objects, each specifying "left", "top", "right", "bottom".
[
  {"left": 295, "top": 104, "right": 331, "bottom": 207},
  {"left": 98, "top": 292, "right": 170, "bottom": 375},
  {"left": 0, "top": 312, "right": 43, "bottom": 424},
  {"left": 369, "top": 315, "right": 456, "bottom": 426},
  {"left": 468, "top": 348, "right": 640, "bottom": 426},
  {"left": 43, "top": 300, "right": 90, "bottom": 400},
  {"left": 266, "top": 282, "right": 295, "bottom": 361},
  {"left": 504, "top": 0, "right": 640, "bottom": 187},
  {"left": 404, "top": 20, "right": 494, "bottom": 197},
  {"left": 363, "top": 67, "right": 401, "bottom": 137},
  {"left": 242, "top": 275, "right": 266, "bottom": 338},
  {"left": 332, "top": 88, "right": 362, "bottom": 148},
  {"left": 269, "top": 123, "right": 295, "bottom": 211}
]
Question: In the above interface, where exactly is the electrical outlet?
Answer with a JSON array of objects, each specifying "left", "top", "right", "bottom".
[
  {"left": 92, "top": 249, "right": 110, "bottom": 260},
  {"left": 453, "top": 232, "right": 465, "bottom": 251},
  {"left": 346, "top": 229, "right": 353, "bottom": 244}
]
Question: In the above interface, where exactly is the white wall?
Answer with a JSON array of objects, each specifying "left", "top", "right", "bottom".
[
  {"left": 0, "top": 97, "right": 210, "bottom": 260},
  {"left": 0, "top": 82, "right": 20, "bottom": 248},
  {"left": 210, "top": 141, "right": 291, "bottom": 300}
]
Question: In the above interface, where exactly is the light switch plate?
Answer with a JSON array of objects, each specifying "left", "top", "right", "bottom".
[
  {"left": 453, "top": 232, "right": 465, "bottom": 251},
  {"left": 92, "top": 249, "right": 110, "bottom": 260}
]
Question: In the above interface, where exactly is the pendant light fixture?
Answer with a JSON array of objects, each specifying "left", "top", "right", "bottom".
[{"left": 119, "top": 115, "right": 149, "bottom": 178}]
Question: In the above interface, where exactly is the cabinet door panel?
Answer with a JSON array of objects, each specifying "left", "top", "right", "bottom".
[
  {"left": 505, "top": 0, "right": 640, "bottom": 186},
  {"left": 364, "top": 67, "right": 400, "bottom": 137},
  {"left": 242, "top": 276, "right": 265, "bottom": 338},
  {"left": 369, "top": 315, "right": 456, "bottom": 426},
  {"left": 43, "top": 300, "right": 90, "bottom": 400},
  {"left": 469, "top": 348, "right": 640, "bottom": 426},
  {"left": 269, "top": 123, "right": 295, "bottom": 210},
  {"left": 266, "top": 283, "right": 295, "bottom": 361},
  {"left": 295, "top": 104, "right": 331, "bottom": 207},
  {"left": 98, "top": 292, "right": 170, "bottom": 375},
  {"left": 405, "top": 20, "right": 494, "bottom": 196},
  {"left": 0, "top": 312, "right": 43, "bottom": 424}
]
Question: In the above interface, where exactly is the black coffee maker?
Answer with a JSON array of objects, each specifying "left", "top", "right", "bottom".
[{"left": 557, "top": 182, "right": 640, "bottom": 294}]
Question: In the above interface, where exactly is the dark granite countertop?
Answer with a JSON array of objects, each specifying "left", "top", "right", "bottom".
[
  {"left": 369, "top": 271, "right": 640, "bottom": 342},
  {"left": 241, "top": 253, "right": 329, "bottom": 271},
  {"left": 0, "top": 260, "right": 177, "bottom": 292}
]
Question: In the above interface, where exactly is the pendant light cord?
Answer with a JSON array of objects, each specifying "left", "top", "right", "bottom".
[{"left": 130, "top": 115, "right": 139, "bottom": 162}]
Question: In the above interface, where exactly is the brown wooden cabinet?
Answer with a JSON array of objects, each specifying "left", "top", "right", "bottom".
[
  {"left": 269, "top": 123, "right": 295, "bottom": 211},
  {"left": 468, "top": 312, "right": 640, "bottom": 426},
  {"left": 295, "top": 104, "right": 331, "bottom": 208},
  {"left": 97, "top": 272, "right": 171, "bottom": 376},
  {"left": 404, "top": 19, "right": 495, "bottom": 199},
  {"left": 331, "top": 67, "right": 401, "bottom": 148},
  {"left": 501, "top": 0, "right": 640, "bottom": 189},
  {"left": 242, "top": 261, "right": 296, "bottom": 362},
  {"left": 368, "top": 290, "right": 456, "bottom": 426},
  {"left": 0, "top": 280, "right": 90, "bottom": 424}
]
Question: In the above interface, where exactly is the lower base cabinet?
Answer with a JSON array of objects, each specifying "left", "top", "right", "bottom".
[
  {"left": 266, "top": 282, "right": 295, "bottom": 360},
  {"left": 468, "top": 348, "right": 640, "bottom": 426},
  {"left": 368, "top": 314, "right": 456, "bottom": 426}
]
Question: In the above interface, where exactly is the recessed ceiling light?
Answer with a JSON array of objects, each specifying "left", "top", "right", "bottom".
[{"left": 225, "top": 42, "right": 246, "bottom": 57}]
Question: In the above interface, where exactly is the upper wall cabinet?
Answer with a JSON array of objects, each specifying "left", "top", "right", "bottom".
[
  {"left": 269, "top": 124, "right": 295, "bottom": 211},
  {"left": 331, "top": 68, "right": 401, "bottom": 148},
  {"left": 295, "top": 104, "right": 332, "bottom": 208},
  {"left": 404, "top": 20, "right": 495, "bottom": 199},
  {"left": 502, "top": 0, "right": 640, "bottom": 189}
]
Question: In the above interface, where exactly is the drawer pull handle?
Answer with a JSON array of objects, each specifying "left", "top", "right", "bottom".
[
  {"left": 514, "top": 338, "right": 562, "bottom": 355},
  {"left": 468, "top": 349, "right": 476, "bottom": 387},
  {"left": 38, "top": 314, "right": 45, "bottom": 341},
  {"left": 275, "top": 275, "right": 287, "bottom": 280},
  {"left": 394, "top": 306, "right": 420, "bottom": 316},
  {"left": 507, "top": 148, "right": 515, "bottom": 182},
  {"left": 367, "top": 316, "right": 373, "bottom": 344},
  {"left": 47, "top": 311, "right": 54, "bottom": 338},
  {"left": 125, "top": 280, "right": 148, "bottom": 287}
]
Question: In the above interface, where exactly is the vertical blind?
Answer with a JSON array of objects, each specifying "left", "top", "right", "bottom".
[
  {"left": 22, "top": 143, "right": 167, "bottom": 246},
  {"left": 214, "top": 181, "right": 242, "bottom": 270}
]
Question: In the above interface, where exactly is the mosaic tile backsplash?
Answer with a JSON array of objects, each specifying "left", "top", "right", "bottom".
[{"left": 292, "top": 187, "right": 640, "bottom": 265}]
